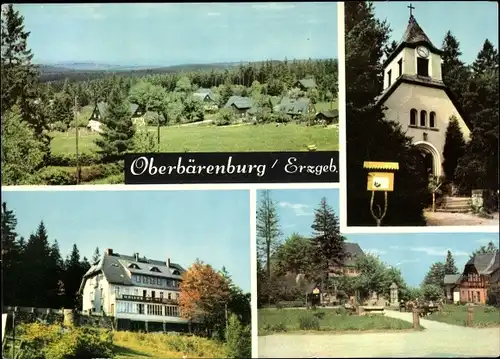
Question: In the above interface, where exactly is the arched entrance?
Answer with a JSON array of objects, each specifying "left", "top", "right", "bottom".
[{"left": 414, "top": 141, "right": 441, "bottom": 178}]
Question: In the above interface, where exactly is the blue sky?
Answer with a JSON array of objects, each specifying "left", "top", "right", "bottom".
[
  {"left": 1, "top": 190, "right": 251, "bottom": 292},
  {"left": 259, "top": 188, "right": 340, "bottom": 241},
  {"left": 374, "top": 1, "right": 499, "bottom": 64},
  {"left": 14, "top": 2, "right": 338, "bottom": 66},
  {"left": 261, "top": 188, "right": 499, "bottom": 288}
]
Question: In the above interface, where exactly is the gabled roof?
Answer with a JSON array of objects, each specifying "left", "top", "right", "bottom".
[
  {"left": 383, "top": 15, "right": 443, "bottom": 70},
  {"left": 224, "top": 96, "right": 253, "bottom": 110},
  {"left": 316, "top": 110, "right": 339, "bottom": 119},
  {"left": 96, "top": 102, "right": 141, "bottom": 117},
  {"left": 278, "top": 97, "right": 310, "bottom": 115},
  {"left": 193, "top": 91, "right": 216, "bottom": 102},
  {"left": 443, "top": 274, "right": 462, "bottom": 285},
  {"left": 343, "top": 242, "right": 364, "bottom": 266},
  {"left": 375, "top": 74, "right": 472, "bottom": 129},
  {"left": 78, "top": 251, "right": 185, "bottom": 293},
  {"left": 295, "top": 78, "right": 317, "bottom": 89},
  {"left": 465, "top": 251, "right": 500, "bottom": 275}
]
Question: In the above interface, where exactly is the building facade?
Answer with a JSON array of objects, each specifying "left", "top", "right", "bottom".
[
  {"left": 79, "top": 248, "right": 190, "bottom": 332},
  {"left": 376, "top": 14, "right": 471, "bottom": 177}
]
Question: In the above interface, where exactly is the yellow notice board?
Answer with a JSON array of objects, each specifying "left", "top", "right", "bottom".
[
  {"left": 367, "top": 172, "right": 395, "bottom": 192},
  {"left": 312, "top": 288, "right": 320, "bottom": 295}
]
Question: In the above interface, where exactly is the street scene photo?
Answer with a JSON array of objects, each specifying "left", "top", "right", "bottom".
[{"left": 255, "top": 187, "right": 500, "bottom": 357}]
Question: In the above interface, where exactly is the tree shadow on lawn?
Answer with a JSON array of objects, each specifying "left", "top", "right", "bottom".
[{"left": 113, "top": 344, "right": 153, "bottom": 358}]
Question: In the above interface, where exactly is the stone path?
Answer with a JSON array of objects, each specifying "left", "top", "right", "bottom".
[
  {"left": 258, "top": 310, "right": 500, "bottom": 358},
  {"left": 424, "top": 211, "right": 499, "bottom": 226}
]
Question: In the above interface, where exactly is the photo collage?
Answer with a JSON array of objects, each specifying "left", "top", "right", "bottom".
[{"left": 1, "top": 2, "right": 499, "bottom": 358}]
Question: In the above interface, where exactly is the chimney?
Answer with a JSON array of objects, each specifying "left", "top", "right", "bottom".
[
  {"left": 167, "top": 258, "right": 171, "bottom": 267},
  {"left": 134, "top": 253, "right": 139, "bottom": 261},
  {"left": 105, "top": 248, "right": 113, "bottom": 256}
]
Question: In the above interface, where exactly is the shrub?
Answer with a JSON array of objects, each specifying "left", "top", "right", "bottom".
[
  {"left": 226, "top": 314, "right": 251, "bottom": 359},
  {"left": 16, "top": 323, "right": 114, "bottom": 359},
  {"left": 298, "top": 314, "right": 320, "bottom": 330},
  {"left": 313, "top": 311, "right": 326, "bottom": 319},
  {"left": 50, "top": 121, "right": 69, "bottom": 132},
  {"left": 37, "top": 167, "right": 77, "bottom": 185},
  {"left": 275, "top": 302, "right": 283, "bottom": 310},
  {"left": 270, "top": 323, "right": 287, "bottom": 332},
  {"left": 79, "top": 163, "right": 122, "bottom": 183},
  {"left": 486, "top": 287, "right": 500, "bottom": 308},
  {"left": 214, "top": 108, "right": 236, "bottom": 126},
  {"left": 48, "top": 153, "right": 101, "bottom": 167}
]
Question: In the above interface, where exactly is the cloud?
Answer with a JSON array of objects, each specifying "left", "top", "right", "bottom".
[
  {"left": 251, "top": 3, "right": 296, "bottom": 11},
  {"left": 394, "top": 259, "right": 420, "bottom": 266},
  {"left": 282, "top": 223, "right": 297, "bottom": 229},
  {"left": 365, "top": 248, "right": 387, "bottom": 256},
  {"left": 409, "top": 247, "right": 469, "bottom": 257},
  {"left": 207, "top": 12, "right": 220, "bottom": 16},
  {"left": 278, "top": 202, "right": 313, "bottom": 216},
  {"left": 389, "top": 245, "right": 400, "bottom": 250}
]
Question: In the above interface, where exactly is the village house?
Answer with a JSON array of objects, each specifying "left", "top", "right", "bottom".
[
  {"left": 224, "top": 95, "right": 256, "bottom": 117},
  {"left": 315, "top": 109, "right": 339, "bottom": 125},
  {"left": 88, "top": 101, "right": 162, "bottom": 129},
  {"left": 79, "top": 248, "right": 190, "bottom": 332},
  {"left": 277, "top": 97, "right": 313, "bottom": 118},
  {"left": 293, "top": 78, "right": 317, "bottom": 92},
  {"left": 444, "top": 251, "right": 500, "bottom": 304},
  {"left": 193, "top": 88, "right": 218, "bottom": 111},
  {"left": 376, "top": 13, "right": 471, "bottom": 177}
]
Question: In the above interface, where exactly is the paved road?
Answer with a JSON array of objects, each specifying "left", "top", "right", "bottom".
[
  {"left": 424, "top": 211, "right": 499, "bottom": 226},
  {"left": 258, "top": 310, "right": 500, "bottom": 358}
]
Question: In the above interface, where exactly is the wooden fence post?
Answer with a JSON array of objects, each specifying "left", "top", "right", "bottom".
[
  {"left": 412, "top": 308, "right": 420, "bottom": 330},
  {"left": 467, "top": 307, "right": 474, "bottom": 327}
]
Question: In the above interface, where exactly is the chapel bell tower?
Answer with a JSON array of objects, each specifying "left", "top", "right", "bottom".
[{"left": 382, "top": 4, "right": 444, "bottom": 90}]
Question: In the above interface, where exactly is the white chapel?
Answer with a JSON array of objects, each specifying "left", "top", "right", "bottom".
[{"left": 376, "top": 8, "right": 471, "bottom": 178}]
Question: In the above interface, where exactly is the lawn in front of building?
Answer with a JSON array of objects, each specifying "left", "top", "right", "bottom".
[
  {"left": 426, "top": 304, "right": 500, "bottom": 328},
  {"left": 258, "top": 308, "right": 413, "bottom": 336}
]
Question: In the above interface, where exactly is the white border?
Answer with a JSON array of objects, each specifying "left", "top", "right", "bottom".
[
  {"left": 249, "top": 188, "right": 258, "bottom": 359},
  {"left": 1, "top": 182, "right": 340, "bottom": 192},
  {"left": 337, "top": 2, "right": 348, "bottom": 232},
  {"left": 336, "top": 2, "right": 498, "bottom": 235}
]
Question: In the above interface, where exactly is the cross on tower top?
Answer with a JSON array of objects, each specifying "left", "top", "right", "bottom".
[{"left": 407, "top": 3, "right": 415, "bottom": 17}]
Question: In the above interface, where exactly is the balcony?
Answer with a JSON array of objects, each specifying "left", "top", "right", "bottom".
[{"left": 118, "top": 294, "right": 178, "bottom": 305}]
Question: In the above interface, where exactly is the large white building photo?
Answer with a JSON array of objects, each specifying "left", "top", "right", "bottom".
[{"left": 79, "top": 248, "right": 190, "bottom": 332}]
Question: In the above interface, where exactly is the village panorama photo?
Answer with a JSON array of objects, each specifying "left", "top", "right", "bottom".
[
  {"left": 1, "top": 189, "right": 252, "bottom": 359},
  {"left": 343, "top": 1, "right": 499, "bottom": 227},
  {"left": 255, "top": 187, "right": 500, "bottom": 357},
  {"left": 1, "top": 2, "right": 339, "bottom": 186}
]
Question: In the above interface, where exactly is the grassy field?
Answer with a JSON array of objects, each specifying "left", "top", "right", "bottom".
[
  {"left": 113, "top": 331, "right": 227, "bottom": 359},
  {"left": 258, "top": 308, "right": 413, "bottom": 336},
  {"left": 426, "top": 305, "right": 500, "bottom": 328},
  {"left": 50, "top": 122, "right": 339, "bottom": 155},
  {"left": 315, "top": 99, "right": 338, "bottom": 112}
]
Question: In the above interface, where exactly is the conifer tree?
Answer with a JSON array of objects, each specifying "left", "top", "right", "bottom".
[
  {"left": 345, "top": 1, "right": 429, "bottom": 226},
  {"left": 442, "top": 116, "right": 466, "bottom": 182},
  {"left": 95, "top": 85, "right": 136, "bottom": 162},
  {"left": 444, "top": 250, "right": 459, "bottom": 275}
]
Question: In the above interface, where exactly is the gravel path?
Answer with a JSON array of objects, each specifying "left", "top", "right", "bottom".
[
  {"left": 424, "top": 211, "right": 499, "bottom": 226},
  {"left": 258, "top": 310, "right": 500, "bottom": 358}
]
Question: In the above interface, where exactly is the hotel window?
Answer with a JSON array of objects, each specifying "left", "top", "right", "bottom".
[
  {"left": 429, "top": 112, "right": 436, "bottom": 128},
  {"left": 410, "top": 109, "right": 417, "bottom": 126},
  {"left": 176, "top": 293, "right": 179, "bottom": 300},
  {"left": 420, "top": 110, "right": 427, "bottom": 127},
  {"left": 134, "top": 289, "right": 138, "bottom": 296},
  {"left": 160, "top": 292, "right": 164, "bottom": 299},
  {"left": 168, "top": 293, "right": 172, "bottom": 300},
  {"left": 387, "top": 69, "right": 392, "bottom": 87},
  {"left": 397, "top": 58, "right": 403, "bottom": 77}
]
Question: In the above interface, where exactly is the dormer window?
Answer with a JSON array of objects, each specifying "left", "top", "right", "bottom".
[
  {"left": 128, "top": 263, "right": 141, "bottom": 270},
  {"left": 150, "top": 266, "right": 161, "bottom": 273},
  {"left": 172, "top": 269, "right": 180, "bottom": 275}
]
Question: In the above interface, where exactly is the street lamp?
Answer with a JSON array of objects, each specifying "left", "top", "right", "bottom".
[{"left": 363, "top": 161, "right": 399, "bottom": 226}]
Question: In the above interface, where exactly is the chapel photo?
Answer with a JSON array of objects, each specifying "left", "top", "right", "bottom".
[{"left": 344, "top": 1, "right": 499, "bottom": 227}]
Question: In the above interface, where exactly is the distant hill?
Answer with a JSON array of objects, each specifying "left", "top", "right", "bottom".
[{"left": 35, "top": 59, "right": 327, "bottom": 82}]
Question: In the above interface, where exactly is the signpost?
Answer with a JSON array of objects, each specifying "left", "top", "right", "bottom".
[{"left": 363, "top": 161, "right": 399, "bottom": 226}]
